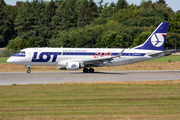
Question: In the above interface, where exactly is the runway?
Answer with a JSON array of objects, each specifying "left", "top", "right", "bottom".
[{"left": 0, "top": 71, "right": 180, "bottom": 85}]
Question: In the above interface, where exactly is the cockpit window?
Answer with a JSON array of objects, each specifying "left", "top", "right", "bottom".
[
  {"left": 17, "top": 51, "right": 25, "bottom": 54},
  {"left": 21, "top": 51, "right": 25, "bottom": 54},
  {"left": 17, "top": 51, "right": 21, "bottom": 54}
]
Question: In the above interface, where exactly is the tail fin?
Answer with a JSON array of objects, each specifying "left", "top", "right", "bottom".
[{"left": 134, "top": 22, "right": 169, "bottom": 51}]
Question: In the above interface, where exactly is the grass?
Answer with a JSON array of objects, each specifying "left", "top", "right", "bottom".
[
  {"left": 1, "top": 56, "right": 180, "bottom": 119},
  {"left": 1, "top": 62, "right": 180, "bottom": 72},
  {"left": 0, "top": 81, "right": 180, "bottom": 120},
  {"left": 145, "top": 55, "right": 180, "bottom": 62},
  {"left": 0, "top": 57, "right": 8, "bottom": 64}
]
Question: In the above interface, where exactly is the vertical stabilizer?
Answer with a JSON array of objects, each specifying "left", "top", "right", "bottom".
[{"left": 134, "top": 22, "right": 169, "bottom": 51}]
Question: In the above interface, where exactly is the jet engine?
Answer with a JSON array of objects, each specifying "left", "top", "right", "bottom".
[
  {"left": 58, "top": 61, "right": 84, "bottom": 70},
  {"left": 66, "top": 62, "right": 85, "bottom": 70}
]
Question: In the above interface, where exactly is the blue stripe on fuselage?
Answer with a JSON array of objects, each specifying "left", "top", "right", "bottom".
[
  {"left": 12, "top": 54, "right": 26, "bottom": 57},
  {"left": 32, "top": 52, "right": 146, "bottom": 56},
  {"left": 62, "top": 52, "right": 145, "bottom": 56}
]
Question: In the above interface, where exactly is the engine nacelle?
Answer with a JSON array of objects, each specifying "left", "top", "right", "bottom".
[{"left": 66, "top": 62, "right": 80, "bottom": 70}]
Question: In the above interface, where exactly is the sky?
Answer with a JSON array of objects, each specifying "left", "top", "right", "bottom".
[{"left": 4, "top": 0, "right": 180, "bottom": 12}]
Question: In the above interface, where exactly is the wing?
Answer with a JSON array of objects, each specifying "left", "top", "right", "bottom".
[{"left": 74, "top": 49, "right": 125, "bottom": 66}]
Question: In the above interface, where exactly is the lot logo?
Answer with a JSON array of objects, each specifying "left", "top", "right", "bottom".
[
  {"left": 151, "top": 33, "right": 166, "bottom": 47},
  {"left": 32, "top": 52, "right": 58, "bottom": 62}
]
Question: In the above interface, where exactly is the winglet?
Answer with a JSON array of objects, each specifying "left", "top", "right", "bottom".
[{"left": 134, "top": 22, "right": 169, "bottom": 51}]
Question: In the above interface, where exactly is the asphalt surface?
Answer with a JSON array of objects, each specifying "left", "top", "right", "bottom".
[{"left": 0, "top": 71, "right": 180, "bottom": 85}]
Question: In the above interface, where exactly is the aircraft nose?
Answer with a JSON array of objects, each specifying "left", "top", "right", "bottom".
[{"left": 7, "top": 57, "right": 14, "bottom": 63}]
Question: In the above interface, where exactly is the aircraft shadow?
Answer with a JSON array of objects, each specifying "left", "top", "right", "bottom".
[{"left": 70, "top": 72, "right": 128, "bottom": 75}]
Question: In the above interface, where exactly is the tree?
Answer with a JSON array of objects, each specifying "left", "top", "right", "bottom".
[
  {"left": 165, "top": 32, "right": 180, "bottom": 47},
  {"left": 169, "top": 12, "right": 180, "bottom": 33},
  {"left": 114, "top": 0, "right": 128, "bottom": 13},
  {"left": 97, "top": 0, "right": 103, "bottom": 14},
  {"left": 0, "top": 0, "right": 17, "bottom": 47},
  {"left": 156, "top": 0, "right": 166, "bottom": 4},
  {"left": 111, "top": 7, "right": 141, "bottom": 23},
  {"left": 15, "top": 0, "right": 49, "bottom": 47},
  {"left": 7, "top": 37, "right": 30, "bottom": 50},
  {"left": 0, "top": 0, "right": 7, "bottom": 47},
  {"left": 3, "top": 5, "right": 18, "bottom": 44},
  {"left": 92, "top": 17, "right": 108, "bottom": 25},
  {"left": 101, "top": 32, "right": 124, "bottom": 48},
  {"left": 76, "top": 0, "right": 98, "bottom": 28},
  {"left": 176, "top": 10, "right": 180, "bottom": 14},
  {"left": 141, "top": 0, "right": 153, "bottom": 9},
  {"left": 131, "top": 31, "right": 151, "bottom": 47},
  {"left": 100, "top": 2, "right": 115, "bottom": 18},
  {"left": 40, "top": 0, "right": 57, "bottom": 42},
  {"left": 53, "top": 0, "right": 77, "bottom": 32}
]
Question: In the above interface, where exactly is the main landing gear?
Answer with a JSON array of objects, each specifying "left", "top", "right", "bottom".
[
  {"left": 83, "top": 68, "right": 94, "bottom": 73},
  {"left": 26, "top": 65, "right": 31, "bottom": 74}
]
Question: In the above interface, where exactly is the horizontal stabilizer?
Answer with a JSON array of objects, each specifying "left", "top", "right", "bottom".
[{"left": 148, "top": 49, "right": 175, "bottom": 56}]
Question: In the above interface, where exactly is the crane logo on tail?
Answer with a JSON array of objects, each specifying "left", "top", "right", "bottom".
[{"left": 151, "top": 33, "right": 166, "bottom": 47}]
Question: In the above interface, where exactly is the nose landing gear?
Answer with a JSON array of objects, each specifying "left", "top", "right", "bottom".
[
  {"left": 26, "top": 65, "right": 31, "bottom": 74},
  {"left": 27, "top": 67, "right": 31, "bottom": 73}
]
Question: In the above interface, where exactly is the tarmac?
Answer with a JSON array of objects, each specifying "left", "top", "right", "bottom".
[{"left": 0, "top": 71, "right": 180, "bottom": 85}]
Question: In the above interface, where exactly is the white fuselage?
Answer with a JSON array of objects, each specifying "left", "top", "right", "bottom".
[{"left": 7, "top": 47, "right": 164, "bottom": 68}]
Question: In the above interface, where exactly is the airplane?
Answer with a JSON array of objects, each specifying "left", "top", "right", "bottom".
[{"left": 7, "top": 22, "right": 173, "bottom": 73}]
